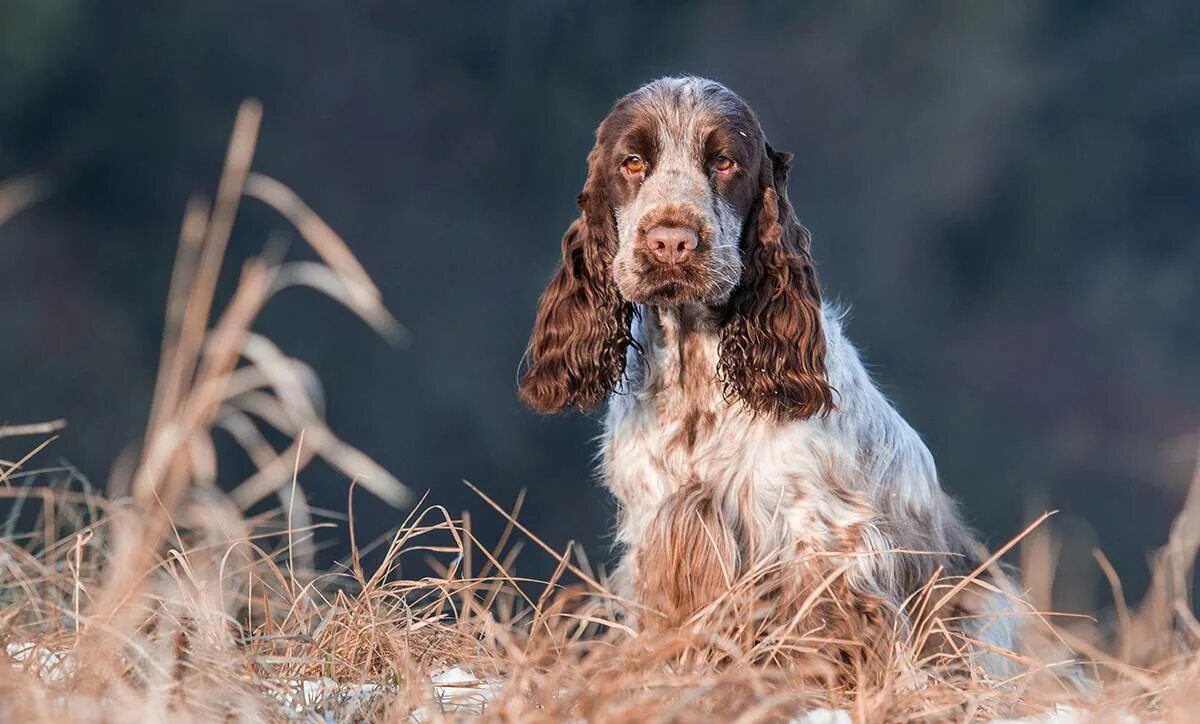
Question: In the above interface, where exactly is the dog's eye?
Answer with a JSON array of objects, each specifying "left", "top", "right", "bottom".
[
  {"left": 621, "top": 155, "right": 646, "bottom": 175},
  {"left": 712, "top": 155, "right": 736, "bottom": 176}
]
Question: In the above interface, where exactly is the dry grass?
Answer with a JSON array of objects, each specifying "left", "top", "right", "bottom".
[{"left": 1, "top": 103, "right": 1198, "bottom": 722}]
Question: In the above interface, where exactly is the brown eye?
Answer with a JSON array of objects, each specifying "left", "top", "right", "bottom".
[
  {"left": 622, "top": 155, "right": 646, "bottom": 175},
  {"left": 712, "top": 155, "right": 736, "bottom": 175}
]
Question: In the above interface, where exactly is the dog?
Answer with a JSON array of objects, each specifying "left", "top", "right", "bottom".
[{"left": 518, "top": 76, "right": 1019, "bottom": 673}]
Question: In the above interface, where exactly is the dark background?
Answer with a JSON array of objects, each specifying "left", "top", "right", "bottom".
[{"left": 2, "top": 2, "right": 1197, "bottom": 610}]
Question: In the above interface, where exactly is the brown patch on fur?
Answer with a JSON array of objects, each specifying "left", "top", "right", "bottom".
[
  {"left": 651, "top": 307, "right": 722, "bottom": 452},
  {"left": 678, "top": 318, "right": 719, "bottom": 451},
  {"left": 635, "top": 482, "right": 740, "bottom": 632},
  {"left": 718, "top": 147, "right": 835, "bottom": 421},
  {"left": 680, "top": 408, "right": 717, "bottom": 450}
]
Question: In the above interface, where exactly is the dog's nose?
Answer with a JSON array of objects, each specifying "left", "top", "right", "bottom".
[{"left": 645, "top": 225, "right": 699, "bottom": 265}]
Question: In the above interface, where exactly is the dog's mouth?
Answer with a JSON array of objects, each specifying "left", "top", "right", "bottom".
[
  {"left": 634, "top": 281, "right": 691, "bottom": 306},
  {"left": 623, "top": 267, "right": 721, "bottom": 306}
]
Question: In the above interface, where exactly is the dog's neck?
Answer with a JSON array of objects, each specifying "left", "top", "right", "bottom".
[{"left": 639, "top": 304, "right": 723, "bottom": 398}]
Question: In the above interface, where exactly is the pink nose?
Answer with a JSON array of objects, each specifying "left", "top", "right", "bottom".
[{"left": 644, "top": 225, "right": 700, "bottom": 265}]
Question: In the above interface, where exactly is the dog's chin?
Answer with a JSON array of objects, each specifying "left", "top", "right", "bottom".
[{"left": 618, "top": 277, "right": 729, "bottom": 308}]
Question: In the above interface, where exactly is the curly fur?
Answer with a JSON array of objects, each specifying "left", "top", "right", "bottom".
[
  {"left": 718, "top": 150, "right": 834, "bottom": 420},
  {"left": 519, "top": 143, "right": 636, "bottom": 413}
]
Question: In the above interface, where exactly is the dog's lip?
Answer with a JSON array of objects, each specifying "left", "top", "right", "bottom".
[
  {"left": 616, "top": 258, "right": 729, "bottom": 305},
  {"left": 625, "top": 278, "right": 708, "bottom": 306}
]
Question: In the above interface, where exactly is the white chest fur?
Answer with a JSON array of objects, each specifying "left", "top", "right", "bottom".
[
  {"left": 595, "top": 305, "right": 1021, "bottom": 672},
  {"left": 600, "top": 307, "right": 881, "bottom": 577}
]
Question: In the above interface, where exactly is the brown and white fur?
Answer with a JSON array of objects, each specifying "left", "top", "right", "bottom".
[{"left": 519, "top": 77, "right": 1019, "bottom": 671}]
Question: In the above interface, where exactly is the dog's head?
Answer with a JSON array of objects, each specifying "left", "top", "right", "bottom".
[
  {"left": 520, "top": 77, "right": 833, "bottom": 420},
  {"left": 602, "top": 78, "right": 765, "bottom": 307}
]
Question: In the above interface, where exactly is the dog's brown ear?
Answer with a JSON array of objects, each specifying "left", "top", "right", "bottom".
[
  {"left": 718, "top": 143, "right": 834, "bottom": 420},
  {"left": 519, "top": 142, "right": 634, "bottom": 413}
]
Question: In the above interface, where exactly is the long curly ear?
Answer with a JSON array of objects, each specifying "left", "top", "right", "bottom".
[
  {"left": 718, "top": 144, "right": 834, "bottom": 420},
  {"left": 519, "top": 144, "right": 634, "bottom": 414}
]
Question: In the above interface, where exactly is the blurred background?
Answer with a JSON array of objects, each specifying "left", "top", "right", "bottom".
[{"left": 1, "top": 2, "right": 1197, "bottom": 610}]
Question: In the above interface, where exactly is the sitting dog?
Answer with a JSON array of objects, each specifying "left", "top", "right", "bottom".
[{"left": 518, "top": 76, "right": 1018, "bottom": 672}]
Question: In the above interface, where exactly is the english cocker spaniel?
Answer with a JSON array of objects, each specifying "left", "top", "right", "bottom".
[{"left": 519, "top": 76, "right": 1018, "bottom": 672}]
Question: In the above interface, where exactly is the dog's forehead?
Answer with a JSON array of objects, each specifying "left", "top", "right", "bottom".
[
  {"left": 651, "top": 80, "right": 752, "bottom": 138},
  {"left": 606, "top": 77, "right": 761, "bottom": 149}
]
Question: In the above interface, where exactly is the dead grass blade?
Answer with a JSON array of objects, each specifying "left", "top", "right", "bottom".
[
  {"left": 0, "top": 172, "right": 50, "bottom": 226},
  {"left": 0, "top": 419, "right": 67, "bottom": 440},
  {"left": 1128, "top": 438, "right": 1200, "bottom": 664}
]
